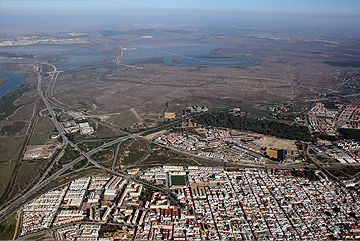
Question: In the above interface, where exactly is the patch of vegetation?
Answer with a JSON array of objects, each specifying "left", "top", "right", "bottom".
[
  {"left": 57, "top": 113, "right": 74, "bottom": 122},
  {"left": 290, "top": 169, "right": 319, "bottom": 181},
  {"left": 77, "top": 141, "right": 104, "bottom": 152},
  {"left": 66, "top": 132, "right": 86, "bottom": 142},
  {"left": 108, "top": 142, "right": 121, "bottom": 150},
  {"left": 99, "top": 160, "right": 113, "bottom": 169},
  {"left": 139, "top": 144, "right": 200, "bottom": 168},
  {"left": 242, "top": 107, "right": 272, "bottom": 117},
  {"left": 58, "top": 145, "right": 81, "bottom": 165},
  {"left": 0, "top": 162, "right": 17, "bottom": 199},
  {"left": 0, "top": 136, "right": 26, "bottom": 198},
  {"left": 139, "top": 187, "right": 154, "bottom": 202},
  {"left": 52, "top": 108, "right": 63, "bottom": 114},
  {"left": 92, "top": 150, "right": 113, "bottom": 162},
  {"left": 324, "top": 102, "right": 338, "bottom": 110},
  {"left": 316, "top": 133, "right": 339, "bottom": 142},
  {"left": 47, "top": 163, "right": 62, "bottom": 177},
  {"left": 325, "top": 60, "right": 360, "bottom": 68},
  {"left": 0, "top": 121, "right": 26, "bottom": 137},
  {"left": 118, "top": 138, "right": 147, "bottom": 166},
  {"left": 338, "top": 86, "right": 359, "bottom": 94},
  {"left": 73, "top": 159, "right": 88, "bottom": 170},
  {"left": 0, "top": 84, "right": 31, "bottom": 121},
  {"left": 315, "top": 155, "right": 338, "bottom": 164},
  {"left": 193, "top": 112, "right": 311, "bottom": 141},
  {"left": 15, "top": 159, "right": 48, "bottom": 190},
  {"left": 106, "top": 110, "right": 139, "bottom": 131},
  {"left": 99, "top": 224, "right": 121, "bottom": 238},
  {"left": 338, "top": 128, "right": 360, "bottom": 141},
  {"left": 41, "top": 109, "right": 49, "bottom": 115},
  {"left": 95, "top": 123, "right": 126, "bottom": 139},
  {"left": 327, "top": 166, "right": 360, "bottom": 178}
]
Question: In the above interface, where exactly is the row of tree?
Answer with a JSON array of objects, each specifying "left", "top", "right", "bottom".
[
  {"left": 338, "top": 128, "right": 360, "bottom": 141},
  {"left": 193, "top": 112, "right": 311, "bottom": 142}
]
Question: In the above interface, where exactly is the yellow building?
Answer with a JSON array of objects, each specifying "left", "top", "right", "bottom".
[{"left": 164, "top": 112, "right": 176, "bottom": 118}]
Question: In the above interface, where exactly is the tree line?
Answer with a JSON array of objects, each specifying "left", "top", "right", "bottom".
[
  {"left": 193, "top": 112, "right": 311, "bottom": 142},
  {"left": 338, "top": 128, "right": 360, "bottom": 141}
]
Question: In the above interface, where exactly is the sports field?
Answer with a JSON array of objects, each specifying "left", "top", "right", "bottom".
[{"left": 171, "top": 175, "right": 186, "bottom": 186}]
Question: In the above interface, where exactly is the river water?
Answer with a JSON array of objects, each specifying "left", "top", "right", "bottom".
[{"left": 0, "top": 71, "right": 25, "bottom": 98}]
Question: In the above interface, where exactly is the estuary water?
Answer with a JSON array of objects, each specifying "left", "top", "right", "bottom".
[
  {"left": 0, "top": 42, "right": 259, "bottom": 98},
  {"left": 121, "top": 42, "right": 259, "bottom": 67},
  {"left": 1, "top": 42, "right": 259, "bottom": 70},
  {"left": 0, "top": 71, "right": 25, "bottom": 98}
]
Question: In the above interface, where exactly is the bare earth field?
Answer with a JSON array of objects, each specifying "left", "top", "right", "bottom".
[{"left": 254, "top": 136, "right": 297, "bottom": 151}]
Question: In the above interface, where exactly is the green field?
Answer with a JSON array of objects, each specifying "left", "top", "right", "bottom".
[
  {"left": 0, "top": 136, "right": 26, "bottom": 197},
  {"left": 0, "top": 211, "right": 17, "bottom": 240},
  {"left": 0, "top": 162, "right": 17, "bottom": 198},
  {"left": 0, "top": 122, "right": 26, "bottom": 136},
  {"left": 92, "top": 150, "right": 113, "bottom": 162},
  {"left": 0, "top": 84, "right": 31, "bottom": 122},
  {"left": 170, "top": 175, "right": 186, "bottom": 186},
  {"left": 117, "top": 138, "right": 147, "bottom": 166},
  {"left": 29, "top": 117, "right": 56, "bottom": 145},
  {"left": 107, "top": 110, "right": 139, "bottom": 130},
  {"left": 15, "top": 160, "right": 48, "bottom": 190},
  {"left": 137, "top": 144, "right": 208, "bottom": 170},
  {"left": 58, "top": 146, "right": 81, "bottom": 165}
]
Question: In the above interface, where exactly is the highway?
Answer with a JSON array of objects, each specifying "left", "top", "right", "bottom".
[{"left": 0, "top": 65, "right": 125, "bottom": 219}]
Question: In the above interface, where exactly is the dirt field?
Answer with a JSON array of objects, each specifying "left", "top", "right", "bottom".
[
  {"left": 254, "top": 136, "right": 297, "bottom": 151},
  {"left": 142, "top": 129, "right": 168, "bottom": 140}
]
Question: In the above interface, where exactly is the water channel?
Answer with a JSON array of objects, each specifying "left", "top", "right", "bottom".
[{"left": 0, "top": 71, "right": 25, "bottom": 98}]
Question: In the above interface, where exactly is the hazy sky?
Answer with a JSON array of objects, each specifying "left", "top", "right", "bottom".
[
  {"left": 1, "top": 0, "right": 360, "bottom": 36},
  {"left": 2, "top": 0, "right": 360, "bottom": 18}
]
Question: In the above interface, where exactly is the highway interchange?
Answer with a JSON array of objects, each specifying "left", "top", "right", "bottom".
[{"left": 0, "top": 63, "right": 227, "bottom": 221}]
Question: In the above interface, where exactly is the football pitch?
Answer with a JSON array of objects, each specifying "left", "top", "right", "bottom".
[{"left": 171, "top": 175, "right": 186, "bottom": 186}]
